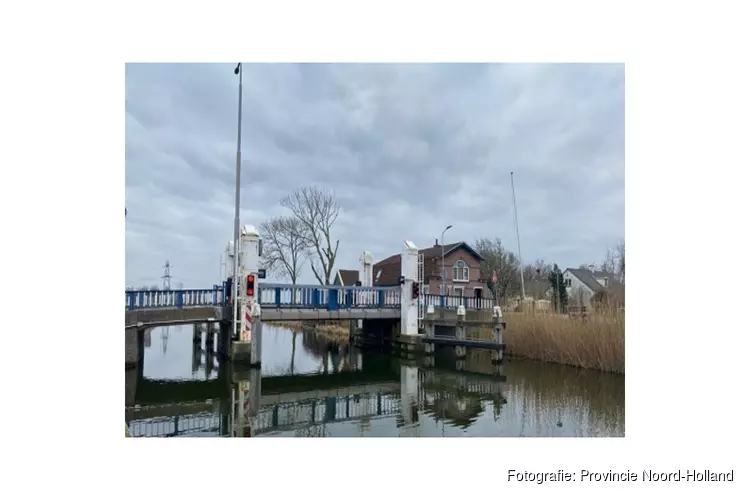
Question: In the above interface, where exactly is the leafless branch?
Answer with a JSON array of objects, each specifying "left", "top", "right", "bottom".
[
  {"left": 280, "top": 186, "right": 341, "bottom": 285},
  {"left": 259, "top": 216, "right": 310, "bottom": 284},
  {"left": 474, "top": 237, "right": 522, "bottom": 301}
]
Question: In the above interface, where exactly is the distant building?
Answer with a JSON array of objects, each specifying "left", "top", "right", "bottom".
[
  {"left": 563, "top": 266, "right": 624, "bottom": 307},
  {"left": 372, "top": 241, "right": 486, "bottom": 299},
  {"left": 333, "top": 269, "right": 360, "bottom": 287}
]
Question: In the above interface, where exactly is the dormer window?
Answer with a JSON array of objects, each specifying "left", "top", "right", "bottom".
[{"left": 603, "top": 277, "right": 609, "bottom": 287}]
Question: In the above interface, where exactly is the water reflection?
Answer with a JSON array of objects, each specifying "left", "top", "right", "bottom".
[{"left": 127, "top": 325, "right": 624, "bottom": 437}]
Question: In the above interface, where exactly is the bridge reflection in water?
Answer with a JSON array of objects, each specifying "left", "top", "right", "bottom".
[
  {"left": 125, "top": 334, "right": 507, "bottom": 438},
  {"left": 126, "top": 327, "right": 624, "bottom": 437}
]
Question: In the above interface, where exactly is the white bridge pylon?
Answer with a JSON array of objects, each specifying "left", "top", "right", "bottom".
[{"left": 401, "top": 240, "right": 419, "bottom": 336}]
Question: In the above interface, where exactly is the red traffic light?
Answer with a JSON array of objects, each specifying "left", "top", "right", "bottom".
[{"left": 246, "top": 274, "right": 255, "bottom": 296}]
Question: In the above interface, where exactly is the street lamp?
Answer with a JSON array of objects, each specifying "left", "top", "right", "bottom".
[
  {"left": 231, "top": 63, "right": 243, "bottom": 339},
  {"left": 441, "top": 225, "right": 452, "bottom": 295}
]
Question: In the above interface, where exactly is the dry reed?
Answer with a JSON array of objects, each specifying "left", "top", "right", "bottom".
[
  {"left": 475, "top": 306, "right": 624, "bottom": 373},
  {"left": 507, "top": 308, "right": 623, "bottom": 373}
]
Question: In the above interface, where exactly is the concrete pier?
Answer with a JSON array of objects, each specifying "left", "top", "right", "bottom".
[
  {"left": 125, "top": 328, "right": 144, "bottom": 369},
  {"left": 454, "top": 307, "right": 467, "bottom": 359},
  {"left": 205, "top": 325, "right": 214, "bottom": 350},
  {"left": 231, "top": 311, "right": 262, "bottom": 366},
  {"left": 217, "top": 321, "right": 231, "bottom": 358}
]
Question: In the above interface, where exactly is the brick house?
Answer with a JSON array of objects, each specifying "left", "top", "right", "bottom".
[{"left": 372, "top": 241, "right": 487, "bottom": 299}]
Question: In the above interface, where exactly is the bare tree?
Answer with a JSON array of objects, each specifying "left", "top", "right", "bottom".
[
  {"left": 601, "top": 248, "right": 618, "bottom": 275},
  {"left": 523, "top": 259, "right": 553, "bottom": 283},
  {"left": 474, "top": 237, "right": 521, "bottom": 301},
  {"left": 522, "top": 259, "right": 554, "bottom": 300},
  {"left": 260, "top": 215, "right": 310, "bottom": 284},
  {"left": 600, "top": 239, "right": 625, "bottom": 282},
  {"left": 281, "top": 187, "right": 340, "bottom": 285}
]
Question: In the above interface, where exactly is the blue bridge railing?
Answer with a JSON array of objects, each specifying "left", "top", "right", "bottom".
[
  {"left": 125, "top": 287, "right": 224, "bottom": 311},
  {"left": 125, "top": 284, "right": 496, "bottom": 312},
  {"left": 257, "top": 284, "right": 400, "bottom": 310}
]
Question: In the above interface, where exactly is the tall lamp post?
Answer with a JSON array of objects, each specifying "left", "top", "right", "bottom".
[
  {"left": 231, "top": 63, "right": 243, "bottom": 339},
  {"left": 441, "top": 225, "right": 452, "bottom": 295}
]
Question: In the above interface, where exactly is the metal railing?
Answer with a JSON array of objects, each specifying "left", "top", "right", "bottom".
[
  {"left": 421, "top": 294, "right": 496, "bottom": 311},
  {"left": 257, "top": 283, "right": 401, "bottom": 310},
  {"left": 125, "top": 285, "right": 497, "bottom": 312},
  {"left": 125, "top": 287, "right": 224, "bottom": 311}
]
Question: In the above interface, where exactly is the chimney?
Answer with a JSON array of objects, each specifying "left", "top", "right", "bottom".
[{"left": 435, "top": 239, "right": 439, "bottom": 247}]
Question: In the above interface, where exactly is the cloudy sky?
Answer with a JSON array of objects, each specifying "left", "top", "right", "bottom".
[{"left": 125, "top": 63, "right": 624, "bottom": 289}]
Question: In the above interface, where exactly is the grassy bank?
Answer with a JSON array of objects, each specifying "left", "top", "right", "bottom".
[
  {"left": 473, "top": 308, "right": 624, "bottom": 374},
  {"left": 265, "top": 321, "right": 350, "bottom": 342}
]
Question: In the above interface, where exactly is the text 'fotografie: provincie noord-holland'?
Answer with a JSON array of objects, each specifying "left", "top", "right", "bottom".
[{"left": 507, "top": 469, "right": 734, "bottom": 484}]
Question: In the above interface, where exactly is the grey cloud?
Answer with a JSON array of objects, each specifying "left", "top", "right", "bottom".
[{"left": 126, "top": 63, "right": 624, "bottom": 288}]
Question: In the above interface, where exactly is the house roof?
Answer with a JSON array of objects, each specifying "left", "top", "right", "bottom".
[
  {"left": 335, "top": 269, "right": 360, "bottom": 286},
  {"left": 372, "top": 241, "right": 484, "bottom": 286},
  {"left": 566, "top": 268, "right": 624, "bottom": 298},
  {"left": 566, "top": 268, "right": 605, "bottom": 293}
]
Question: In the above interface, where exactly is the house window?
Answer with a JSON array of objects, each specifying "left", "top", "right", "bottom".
[
  {"left": 452, "top": 260, "right": 469, "bottom": 282},
  {"left": 564, "top": 278, "right": 571, "bottom": 287},
  {"left": 453, "top": 287, "right": 464, "bottom": 296},
  {"left": 603, "top": 278, "right": 609, "bottom": 287}
]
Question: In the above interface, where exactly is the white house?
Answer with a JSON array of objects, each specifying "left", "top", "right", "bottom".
[{"left": 563, "top": 265, "right": 623, "bottom": 307}]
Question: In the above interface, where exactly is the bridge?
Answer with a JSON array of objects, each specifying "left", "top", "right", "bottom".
[
  {"left": 125, "top": 239, "right": 504, "bottom": 367},
  {"left": 125, "top": 283, "right": 496, "bottom": 324}
]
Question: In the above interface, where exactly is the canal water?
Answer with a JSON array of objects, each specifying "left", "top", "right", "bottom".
[{"left": 126, "top": 325, "right": 624, "bottom": 437}]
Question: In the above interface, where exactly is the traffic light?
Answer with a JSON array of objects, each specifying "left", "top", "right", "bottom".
[
  {"left": 412, "top": 282, "right": 419, "bottom": 300},
  {"left": 246, "top": 274, "right": 255, "bottom": 297}
]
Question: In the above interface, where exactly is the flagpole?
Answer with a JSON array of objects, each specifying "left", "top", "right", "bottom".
[
  {"left": 510, "top": 172, "right": 525, "bottom": 299},
  {"left": 232, "top": 63, "right": 243, "bottom": 340}
]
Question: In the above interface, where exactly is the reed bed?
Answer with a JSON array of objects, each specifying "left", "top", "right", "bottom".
[
  {"left": 475, "top": 307, "right": 624, "bottom": 373},
  {"left": 505, "top": 308, "right": 624, "bottom": 373}
]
